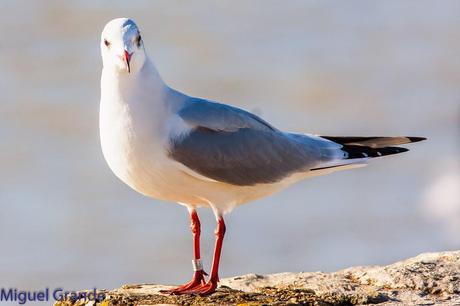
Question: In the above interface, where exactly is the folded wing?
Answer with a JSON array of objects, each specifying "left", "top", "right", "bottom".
[{"left": 168, "top": 98, "right": 346, "bottom": 186}]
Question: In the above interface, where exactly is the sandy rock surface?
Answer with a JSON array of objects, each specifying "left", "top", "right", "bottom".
[{"left": 55, "top": 250, "right": 460, "bottom": 305}]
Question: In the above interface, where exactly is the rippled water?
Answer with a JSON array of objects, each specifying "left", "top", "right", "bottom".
[{"left": 1, "top": 0, "right": 459, "bottom": 294}]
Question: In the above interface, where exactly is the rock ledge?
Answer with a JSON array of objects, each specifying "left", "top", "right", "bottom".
[{"left": 56, "top": 250, "right": 460, "bottom": 305}]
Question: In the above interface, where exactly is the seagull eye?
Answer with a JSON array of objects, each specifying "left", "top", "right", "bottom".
[
  {"left": 136, "top": 35, "right": 142, "bottom": 47},
  {"left": 104, "top": 39, "right": 111, "bottom": 48}
]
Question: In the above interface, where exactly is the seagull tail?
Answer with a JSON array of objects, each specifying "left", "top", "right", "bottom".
[
  {"left": 309, "top": 136, "right": 426, "bottom": 172},
  {"left": 322, "top": 136, "right": 426, "bottom": 159}
]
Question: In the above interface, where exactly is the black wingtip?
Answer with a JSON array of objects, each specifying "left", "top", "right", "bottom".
[
  {"left": 392, "top": 147, "right": 409, "bottom": 154},
  {"left": 375, "top": 146, "right": 409, "bottom": 156},
  {"left": 341, "top": 145, "right": 410, "bottom": 159},
  {"left": 407, "top": 137, "right": 427, "bottom": 143}
]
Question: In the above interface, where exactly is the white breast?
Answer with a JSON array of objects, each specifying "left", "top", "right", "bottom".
[
  {"left": 100, "top": 96, "right": 211, "bottom": 207},
  {"left": 99, "top": 66, "right": 171, "bottom": 196}
]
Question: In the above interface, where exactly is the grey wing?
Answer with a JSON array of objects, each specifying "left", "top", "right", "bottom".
[{"left": 169, "top": 98, "right": 344, "bottom": 186}]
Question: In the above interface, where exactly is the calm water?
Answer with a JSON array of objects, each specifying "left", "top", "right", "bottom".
[{"left": 1, "top": 0, "right": 459, "bottom": 296}]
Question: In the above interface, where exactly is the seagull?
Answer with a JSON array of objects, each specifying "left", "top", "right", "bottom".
[{"left": 99, "top": 18, "right": 426, "bottom": 295}]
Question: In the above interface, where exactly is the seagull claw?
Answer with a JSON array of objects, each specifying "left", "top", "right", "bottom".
[
  {"left": 180, "top": 279, "right": 218, "bottom": 296},
  {"left": 160, "top": 270, "right": 207, "bottom": 295}
]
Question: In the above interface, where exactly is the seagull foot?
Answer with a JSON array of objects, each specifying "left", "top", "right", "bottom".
[
  {"left": 160, "top": 270, "right": 207, "bottom": 295},
  {"left": 181, "top": 279, "right": 218, "bottom": 296}
]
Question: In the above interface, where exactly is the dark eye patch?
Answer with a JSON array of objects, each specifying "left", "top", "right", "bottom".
[
  {"left": 104, "top": 39, "right": 110, "bottom": 47},
  {"left": 136, "top": 35, "right": 142, "bottom": 47}
]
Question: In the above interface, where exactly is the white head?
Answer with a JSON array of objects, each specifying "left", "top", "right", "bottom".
[{"left": 101, "top": 18, "right": 146, "bottom": 74}]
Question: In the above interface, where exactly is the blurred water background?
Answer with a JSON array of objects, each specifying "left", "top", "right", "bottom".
[{"left": 1, "top": 0, "right": 459, "bottom": 295}]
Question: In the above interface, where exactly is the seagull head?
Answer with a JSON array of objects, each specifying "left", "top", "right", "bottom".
[{"left": 101, "top": 18, "right": 146, "bottom": 74}]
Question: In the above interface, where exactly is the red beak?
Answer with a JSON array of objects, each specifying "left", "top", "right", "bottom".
[{"left": 124, "top": 50, "right": 132, "bottom": 73}]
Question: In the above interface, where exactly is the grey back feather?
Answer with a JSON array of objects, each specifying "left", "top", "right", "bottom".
[{"left": 178, "top": 98, "right": 276, "bottom": 132}]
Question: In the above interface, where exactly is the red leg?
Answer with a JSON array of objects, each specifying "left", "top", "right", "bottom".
[
  {"left": 161, "top": 209, "right": 207, "bottom": 294},
  {"left": 183, "top": 216, "right": 226, "bottom": 296}
]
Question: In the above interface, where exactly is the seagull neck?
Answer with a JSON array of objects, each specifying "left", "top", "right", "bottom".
[
  {"left": 139, "top": 57, "right": 166, "bottom": 89},
  {"left": 102, "top": 57, "right": 167, "bottom": 104}
]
